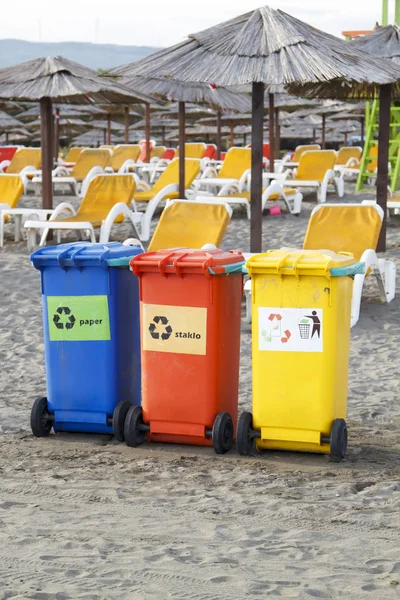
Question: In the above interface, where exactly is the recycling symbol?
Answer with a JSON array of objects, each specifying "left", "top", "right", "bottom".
[
  {"left": 149, "top": 316, "right": 173, "bottom": 340},
  {"left": 53, "top": 306, "right": 76, "bottom": 330}
]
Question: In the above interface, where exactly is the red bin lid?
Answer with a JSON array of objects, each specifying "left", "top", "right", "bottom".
[{"left": 130, "top": 248, "right": 243, "bottom": 277}]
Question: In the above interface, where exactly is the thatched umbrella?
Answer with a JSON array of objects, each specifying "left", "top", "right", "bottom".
[
  {"left": 0, "top": 56, "right": 152, "bottom": 211},
  {"left": 129, "top": 6, "right": 399, "bottom": 252},
  {"left": 109, "top": 66, "right": 251, "bottom": 195},
  {"left": 0, "top": 111, "right": 25, "bottom": 143},
  {"left": 198, "top": 113, "right": 252, "bottom": 147}
]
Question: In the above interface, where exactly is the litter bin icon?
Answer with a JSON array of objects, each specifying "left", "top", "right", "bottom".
[
  {"left": 125, "top": 248, "right": 244, "bottom": 454},
  {"left": 237, "top": 248, "right": 363, "bottom": 460},
  {"left": 30, "top": 242, "right": 143, "bottom": 439}
]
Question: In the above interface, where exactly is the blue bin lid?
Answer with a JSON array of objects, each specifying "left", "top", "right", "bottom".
[{"left": 31, "top": 242, "right": 143, "bottom": 270}]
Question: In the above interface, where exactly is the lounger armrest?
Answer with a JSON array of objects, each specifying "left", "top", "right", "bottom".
[
  {"left": 218, "top": 181, "right": 240, "bottom": 196},
  {"left": 53, "top": 166, "right": 69, "bottom": 177},
  {"left": 238, "top": 169, "right": 251, "bottom": 192},
  {"left": 0, "top": 160, "right": 11, "bottom": 172},
  {"left": 49, "top": 202, "right": 76, "bottom": 220},
  {"left": 137, "top": 180, "right": 151, "bottom": 192},
  {"left": 200, "top": 166, "right": 218, "bottom": 179}
]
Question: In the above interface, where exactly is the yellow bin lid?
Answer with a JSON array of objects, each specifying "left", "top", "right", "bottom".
[{"left": 246, "top": 248, "right": 355, "bottom": 278}]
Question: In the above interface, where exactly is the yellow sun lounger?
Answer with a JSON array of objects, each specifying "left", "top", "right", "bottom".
[
  {"left": 0, "top": 148, "right": 41, "bottom": 175},
  {"left": 282, "top": 150, "right": 342, "bottom": 202},
  {"left": 106, "top": 145, "right": 141, "bottom": 172},
  {"left": 0, "top": 174, "right": 25, "bottom": 245},
  {"left": 62, "top": 147, "right": 86, "bottom": 164},
  {"left": 134, "top": 158, "right": 201, "bottom": 203},
  {"left": 281, "top": 144, "right": 321, "bottom": 169},
  {"left": 121, "top": 198, "right": 232, "bottom": 253},
  {"left": 210, "top": 180, "right": 303, "bottom": 219},
  {"left": 24, "top": 174, "right": 136, "bottom": 249},
  {"left": 32, "top": 148, "right": 112, "bottom": 196},
  {"left": 244, "top": 202, "right": 396, "bottom": 326},
  {"left": 175, "top": 143, "right": 206, "bottom": 159},
  {"left": 194, "top": 147, "right": 252, "bottom": 194}
]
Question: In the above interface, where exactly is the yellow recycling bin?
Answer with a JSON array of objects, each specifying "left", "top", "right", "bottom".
[{"left": 237, "top": 248, "right": 362, "bottom": 460}]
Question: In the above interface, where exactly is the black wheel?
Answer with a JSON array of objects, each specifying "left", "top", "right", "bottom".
[
  {"left": 30, "top": 396, "right": 53, "bottom": 437},
  {"left": 124, "top": 406, "right": 146, "bottom": 447},
  {"left": 236, "top": 411, "right": 255, "bottom": 456},
  {"left": 330, "top": 418, "right": 348, "bottom": 461},
  {"left": 212, "top": 412, "right": 234, "bottom": 455},
  {"left": 112, "top": 400, "right": 132, "bottom": 442}
]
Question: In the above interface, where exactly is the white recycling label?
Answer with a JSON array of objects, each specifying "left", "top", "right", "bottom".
[{"left": 258, "top": 307, "right": 323, "bottom": 353}]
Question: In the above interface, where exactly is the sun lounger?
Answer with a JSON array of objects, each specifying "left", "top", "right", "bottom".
[
  {"left": 279, "top": 150, "right": 343, "bottom": 203},
  {"left": 196, "top": 180, "right": 302, "bottom": 219},
  {"left": 121, "top": 198, "right": 231, "bottom": 253},
  {"left": 0, "top": 147, "right": 41, "bottom": 174},
  {"left": 24, "top": 173, "right": 136, "bottom": 250},
  {"left": 244, "top": 202, "right": 396, "bottom": 325},
  {"left": 31, "top": 148, "right": 112, "bottom": 196},
  {"left": 194, "top": 147, "right": 252, "bottom": 194},
  {"left": 104, "top": 144, "right": 141, "bottom": 173}
]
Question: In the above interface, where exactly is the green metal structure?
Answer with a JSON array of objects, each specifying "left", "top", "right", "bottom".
[{"left": 356, "top": 0, "right": 400, "bottom": 191}]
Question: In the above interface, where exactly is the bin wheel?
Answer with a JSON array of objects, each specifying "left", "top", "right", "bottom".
[
  {"left": 124, "top": 406, "right": 146, "bottom": 448},
  {"left": 330, "top": 418, "right": 348, "bottom": 461},
  {"left": 112, "top": 400, "right": 132, "bottom": 443},
  {"left": 30, "top": 396, "right": 53, "bottom": 438},
  {"left": 236, "top": 411, "right": 255, "bottom": 456},
  {"left": 212, "top": 412, "right": 234, "bottom": 455}
]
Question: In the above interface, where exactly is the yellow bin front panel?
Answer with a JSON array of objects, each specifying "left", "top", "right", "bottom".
[{"left": 251, "top": 260, "right": 352, "bottom": 454}]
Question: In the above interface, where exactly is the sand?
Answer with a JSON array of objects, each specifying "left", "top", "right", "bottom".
[{"left": 0, "top": 186, "right": 399, "bottom": 599}]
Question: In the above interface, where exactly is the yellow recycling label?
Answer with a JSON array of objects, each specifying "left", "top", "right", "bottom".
[{"left": 142, "top": 303, "right": 207, "bottom": 355}]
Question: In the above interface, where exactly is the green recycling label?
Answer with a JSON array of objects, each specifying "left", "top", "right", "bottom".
[{"left": 47, "top": 295, "right": 111, "bottom": 342}]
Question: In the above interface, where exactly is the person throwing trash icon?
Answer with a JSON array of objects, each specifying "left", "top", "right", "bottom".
[{"left": 306, "top": 311, "right": 321, "bottom": 338}]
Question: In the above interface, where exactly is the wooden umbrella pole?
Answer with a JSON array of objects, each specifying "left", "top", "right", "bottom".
[
  {"left": 344, "top": 131, "right": 348, "bottom": 145},
  {"left": 313, "top": 128, "right": 316, "bottom": 143},
  {"left": 322, "top": 114, "right": 326, "bottom": 149},
  {"left": 162, "top": 126, "right": 166, "bottom": 146},
  {"left": 145, "top": 103, "right": 151, "bottom": 162},
  {"left": 40, "top": 97, "right": 53, "bottom": 211},
  {"left": 377, "top": 83, "right": 391, "bottom": 253},
  {"left": 268, "top": 93, "right": 275, "bottom": 173},
  {"left": 230, "top": 120, "right": 234, "bottom": 148},
  {"left": 251, "top": 82, "right": 264, "bottom": 253},
  {"left": 107, "top": 113, "right": 111, "bottom": 145},
  {"left": 178, "top": 101, "right": 186, "bottom": 198},
  {"left": 216, "top": 111, "right": 222, "bottom": 160},
  {"left": 361, "top": 116, "right": 365, "bottom": 148},
  {"left": 124, "top": 106, "right": 129, "bottom": 144},
  {"left": 275, "top": 107, "right": 280, "bottom": 162},
  {"left": 5, "top": 132, "right": 8, "bottom": 144},
  {"left": 54, "top": 108, "right": 60, "bottom": 162}
]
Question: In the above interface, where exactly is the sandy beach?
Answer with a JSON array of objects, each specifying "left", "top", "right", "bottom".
[{"left": 0, "top": 187, "right": 399, "bottom": 599}]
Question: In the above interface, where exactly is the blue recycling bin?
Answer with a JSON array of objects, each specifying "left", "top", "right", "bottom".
[{"left": 30, "top": 242, "right": 142, "bottom": 438}]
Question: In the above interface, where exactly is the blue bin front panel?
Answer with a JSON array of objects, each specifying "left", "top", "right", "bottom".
[{"left": 41, "top": 265, "right": 141, "bottom": 433}]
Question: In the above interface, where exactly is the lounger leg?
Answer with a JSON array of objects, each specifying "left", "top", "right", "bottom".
[
  {"left": 26, "top": 228, "right": 37, "bottom": 253},
  {"left": 350, "top": 274, "right": 365, "bottom": 327}
]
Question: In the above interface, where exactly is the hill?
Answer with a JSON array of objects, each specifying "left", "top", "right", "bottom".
[{"left": 0, "top": 39, "right": 160, "bottom": 70}]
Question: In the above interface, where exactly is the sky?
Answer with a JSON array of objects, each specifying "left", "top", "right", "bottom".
[{"left": 0, "top": 0, "right": 384, "bottom": 47}]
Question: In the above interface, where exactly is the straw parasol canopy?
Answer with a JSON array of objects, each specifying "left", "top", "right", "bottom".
[
  {"left": 110, "top": 66, "right": 252, "bottom": 185},
  {"left": 0, "top": 111, "right": 25, "bottom": 130},
  {"left": 17, "top": 103, "right": 106, "bottom": 121},
  {"left": 129, "top": 5, "right": 400, "bottom": 252},
  {"left": 352, "top": 25, "right": 400, "bottom": 65},
  {"left": 0, "top": 56, "right": 153, "bottom": 210}
]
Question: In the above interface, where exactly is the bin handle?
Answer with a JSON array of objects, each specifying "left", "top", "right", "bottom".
[
  {"left": 291, "top": 253, "right": 304, "bottom": 278},
  {"left": 69, "top": 245, "right": 88, "bottom": 269},
  {"left": 158, "top": 251, "right": 179, "bottom": 277},
  {"left": 56, "top": 246, "right": 74, "bottom": 270},
  {"left": 172, "top": 252, "right": 189, "bottom": 277}
]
